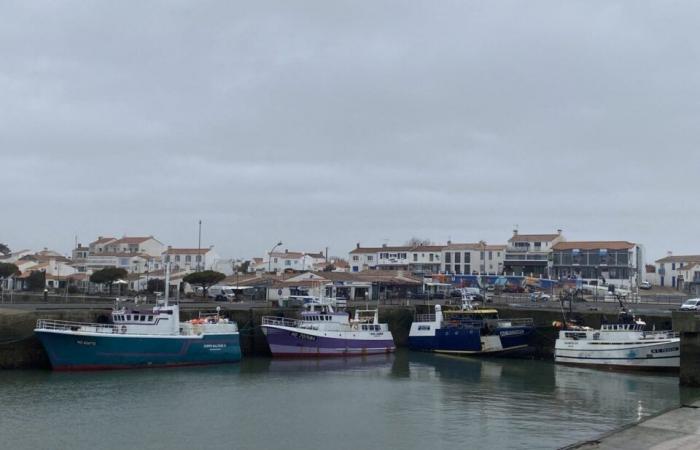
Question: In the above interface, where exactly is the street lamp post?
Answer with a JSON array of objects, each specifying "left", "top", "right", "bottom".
[{"left": 268, "top": 241, "right": 283, "bottom": 273}]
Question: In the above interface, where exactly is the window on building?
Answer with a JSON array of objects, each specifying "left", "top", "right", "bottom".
[
  {"left": 480, "top": 251, "right": 485, "bottom": 260},
  {"left": 185, "top": 255, "right": 191, "bottom": 262},
  {"left": 455, "top": 252, "right": 461, "bottom": 264},
  {"left": 672, "top": 263, "right": 676, "bottom": 270},
  {"left": 465, "top": 252, "right": 471, "bottom": 263},
  {"left": 196, "top": 255, "right": 202, "bottom": 262},
  {"left": 445, "top": 252, "right": 451, "bottom": 264},
  {"left": 455, "top": 265, "right": 461, "bottom": 274},
  {"left": 367, "top": 255, "right": 373, "bottom": 261},
  {"left": 413, "top": 254, "right": 418, "bottom": 262},
  {"left": 489, "top": 251, "right": 493, "bottom": 260},
  {"left": 285, "top": 260, "right": 291, "bottom": 266},
  {"left": 353, "top": 255, "right": 359, "bottom": 261},
  {"left": 429, "top": 254, "right": 434, "bottom": 262}
]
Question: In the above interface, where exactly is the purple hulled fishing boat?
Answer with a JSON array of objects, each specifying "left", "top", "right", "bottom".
[{"left": 261, "top": 300, "right": 395, "bottom": 357}]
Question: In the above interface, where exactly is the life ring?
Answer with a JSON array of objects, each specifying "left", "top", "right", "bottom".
[{"left": 121, "top": 325, "right": 127, "bottom": 334}]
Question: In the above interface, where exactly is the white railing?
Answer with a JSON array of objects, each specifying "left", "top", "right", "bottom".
[
  {"left": 35, "top": 319, "right": 118, "bottom": 334},
  {"left": 415, "top": 314, "right": 436, "bottom": 322},
  {"left": 261, "top": 316, "right": 302, "bottom": 327}
]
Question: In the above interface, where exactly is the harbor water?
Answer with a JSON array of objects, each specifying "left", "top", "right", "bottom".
[{"left": 1, "top": 350, "right": 697, "bottom": 450}]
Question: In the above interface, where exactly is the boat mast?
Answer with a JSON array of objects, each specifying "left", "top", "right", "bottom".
[{"left": 164, "top": 262, "right": 170, "bottom": 307}]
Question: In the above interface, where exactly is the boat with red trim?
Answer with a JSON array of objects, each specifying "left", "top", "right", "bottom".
[{"left": 34, "top": 267, "right": 241, "bottom": 371}]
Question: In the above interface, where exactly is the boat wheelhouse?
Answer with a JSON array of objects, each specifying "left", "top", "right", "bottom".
[
  {"left": 409, "top": 304, "right": 535, "bottom": 354},
  {"left": 260, "top": 300, "right": 395, "bottom": 357}
]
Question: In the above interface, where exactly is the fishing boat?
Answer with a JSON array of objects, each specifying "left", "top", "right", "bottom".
[
  {"left": 260, "top": 299, "right": 395, "bottom": 357},
  {"left": 553, "top": 309, "right": 680, "bottom": 371},
  {"left": 408, "top": 300, "right": 535, "bottom": 354},
  {"left": 34, "top": 267, "right": 241, "bottom": 371}
]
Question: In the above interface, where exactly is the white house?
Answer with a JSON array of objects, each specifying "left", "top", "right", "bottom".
[
  {"left": 654, "top": 253, "right": 700, "bottom": 288},
  {"left": 105, "top": 236, "right": 165, "bottom": 257},
  {"left": 265, "top": 249, "right": 326, "bottom": 273},
  {"left": 163, "top": 246, "right": 219, "bottom": 272},
  {"left": 442, "top": 242, "right": 506, "bottom": 275}
]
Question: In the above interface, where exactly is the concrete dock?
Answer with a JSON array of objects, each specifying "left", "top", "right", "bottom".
[{"left": 567, "top": 400, "right": 700, "bottom": 449}]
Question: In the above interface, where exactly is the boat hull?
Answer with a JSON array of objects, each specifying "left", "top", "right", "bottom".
[
  {"left": 554, "top": 339, "right": 680, "bottom": 370},
  {"left": 409, "top": 325, "right": 535, "bottom": 355},
  {"left": 261, "top": 326, "right": 395, "bottom": 357},
  {"left": 35, "top": 330, "right": 241, "bottom": 371}
]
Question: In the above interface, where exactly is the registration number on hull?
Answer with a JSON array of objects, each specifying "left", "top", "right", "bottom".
[{"left": 290, "top": 332, "right": 317, "bottom": 342}]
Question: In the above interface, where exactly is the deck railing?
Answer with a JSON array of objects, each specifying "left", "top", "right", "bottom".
[
  {"left": 261, "top": 316, "right": 301, "bottom": 328},
  {"left": 35, "top": 319, "right": 118, "bottom": 334}
]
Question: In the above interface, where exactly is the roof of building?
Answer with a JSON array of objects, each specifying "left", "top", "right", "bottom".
[
  {"left": 110, "top": 236, "right": 156, "bottom": 245},
  {"left": 87, "top": 252, "right": 150, "bottom": 258},
  {"left": 90, "top": 237, "right": 116, "bottom": 245},
  {"left": 412, "top": 245, "right": 446, "bottom": 252},
  {"left": 552, "top": 241, "right": 636, "bottom": 251},
  {"left": 679, "top": 263, "right": 700, "bottom": 273},
  {"left": 445, "top": 242, "right": 505, "bottom": 251},
  {"left": 510, "top": 233, "right": 561, "bottom": 242},
  {"left": 163, "top": 248, "right": 212, "bottom": 255},
  {"left": 269, "top": 251, "right": 305, "bottom": 259},
  {"left": 655, "top": 254, "right": 700, "bottom": 264},
  {"left": 305, "top": 252, "right": 325, "bottom": 259}
]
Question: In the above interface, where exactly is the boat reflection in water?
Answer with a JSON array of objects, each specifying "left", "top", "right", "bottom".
[
  {"left": 263, "top": 352, "right": 395, "bottom": 374},
  {"left": 554, "top": 363, "right": 682, "bottom": 422}
]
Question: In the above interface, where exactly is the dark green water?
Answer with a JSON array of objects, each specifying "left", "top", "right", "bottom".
[{"left": 1, "top": 351, "right": 697, "bottom": 450}]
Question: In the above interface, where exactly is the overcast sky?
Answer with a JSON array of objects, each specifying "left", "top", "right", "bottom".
[{"left": 1, "top": 1, "right": 699, "bottom": 261}]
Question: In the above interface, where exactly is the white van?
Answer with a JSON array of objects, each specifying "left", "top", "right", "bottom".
[{"left": 208, "top": 285, "right": 236, "bottom": 301}]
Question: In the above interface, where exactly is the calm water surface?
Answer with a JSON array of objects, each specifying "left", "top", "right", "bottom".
[{"left": 1, "top": 351, "right": 697, "bottom": 450}]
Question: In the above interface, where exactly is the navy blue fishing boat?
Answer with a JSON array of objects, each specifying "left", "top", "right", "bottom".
[{"left": 409, "top": 304, "right": 535, "bottom": 354}]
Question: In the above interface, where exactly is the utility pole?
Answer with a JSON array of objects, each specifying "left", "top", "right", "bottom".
[{"left": 197, "top": 220, "right": 202, "bottom": 271}]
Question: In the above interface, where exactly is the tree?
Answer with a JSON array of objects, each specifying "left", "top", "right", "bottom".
[
  {"left": 146, "top": 278, "right": 165, "bottom": 294},
  {"left": 183, "top": 270, "right": 226, "bottom": 296},
  {"left": 0, "top": 263, "right": 19, "bottom": 279},
  {"left": 0, "top": 243, "right": 10, "bottom": 255},
  {"left": 236, "top": 260, "right": 251, "bottom": 274},
  {"left": 90, "top": 267, "right": 128, "bottom": 295},
  {"left": 405, "top": 237, "right": 432, "bottom": 247},
  {"left": 27, "top": 270, "right": 46, "bottom": 291}
]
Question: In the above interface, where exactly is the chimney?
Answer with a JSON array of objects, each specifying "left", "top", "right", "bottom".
[
  {"left": 667, "top": 251, "right": 673, "bottom": 256},
  {"left": 356, "top": 243, "right": 360, "bottom": 249},
  {"left": 557, "top": 229, "right": 562, "bottom": 235},
  {"left": 447, "top": 240, "right": 451, "bottom": 245},
  {"left": 513, "top": 229, "right": 518, "bottom": 236},
  {"left": 285, "top": 249, "right": 288, "bottom": 253},
  {"left": 382, "top": 244, "right": 387, "bottom": 248},
  {"left": 167, "top": 245, "right": 172, "bottom": 250}
]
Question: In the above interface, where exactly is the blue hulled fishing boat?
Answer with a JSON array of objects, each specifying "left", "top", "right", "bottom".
[
  {"left": 409, "top": 303, "right": 535, "bottom": 355},
  {"left": 34, "top": 268, "right": 241, "bottom": 371}
]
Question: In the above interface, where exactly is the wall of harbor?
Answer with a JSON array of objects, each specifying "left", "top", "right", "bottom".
[{"left": 0, "top": 305, "right": 676, "bottom": 370}]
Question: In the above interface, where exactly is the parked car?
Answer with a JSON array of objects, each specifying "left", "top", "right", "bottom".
[
  {"left": 639, "top": 281, "right": 652, "bottom": 290},
  {"left": 680, "top": 299, "right": 700, "bottom": 311}
]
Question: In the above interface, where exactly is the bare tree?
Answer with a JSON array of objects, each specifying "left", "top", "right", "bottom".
[{"left": 405, "top": 237, "right": 432, "bottom": 247}]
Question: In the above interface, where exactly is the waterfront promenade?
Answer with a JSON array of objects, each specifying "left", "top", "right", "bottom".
[{"left": 567, "top": 399, "right": 700, "bottom": 449}]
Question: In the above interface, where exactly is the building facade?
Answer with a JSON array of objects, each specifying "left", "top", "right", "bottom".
[
  {"left": 441, "top": 242, "right": 505, "bottom": 275},
  {"left": 551, "top": 241, "right": 643, "bottom": 287},
  {"left": 503, "top": 231, "right": 565, "bottom": 277}
]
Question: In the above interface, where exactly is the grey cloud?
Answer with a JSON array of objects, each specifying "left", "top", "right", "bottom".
[{"left": 1, "top": 1, "right": 699, "bottom": 260}]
